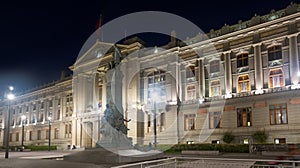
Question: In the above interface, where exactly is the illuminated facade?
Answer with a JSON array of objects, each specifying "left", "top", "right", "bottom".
[{"left": 1, "top": 3, "right": 300, "bottom": 148}]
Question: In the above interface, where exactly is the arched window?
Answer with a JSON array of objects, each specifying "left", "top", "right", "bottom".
[
  {"left": 269, "top": 68, "right": 284, "bottom": 88},
  {"left": 268, "top": 45, "right": 282, "bottom": 61},
  {"left": 238, "top": 75, "right": 250, "bottom": 93}
]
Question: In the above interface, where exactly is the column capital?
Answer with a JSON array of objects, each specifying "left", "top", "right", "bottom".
[
  {"left": 223, "top": 50, "right": 232, "bottom": 55},
  {"left": 252, "top": 42, "right": 262, "bottom": 47},
  {"left": 287, "top": 32, "right": 299, "bottom": 38}
]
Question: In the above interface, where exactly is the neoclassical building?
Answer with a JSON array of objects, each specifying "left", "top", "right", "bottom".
[{"left": 2, "top": 3, "right": 300, "bottom": 149}]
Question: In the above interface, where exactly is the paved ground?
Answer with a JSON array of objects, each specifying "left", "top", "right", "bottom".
[{"left": 0, "top": 150, "right": 286, "bottom": 168}]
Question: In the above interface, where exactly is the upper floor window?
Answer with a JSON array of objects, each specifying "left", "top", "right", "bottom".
[
  {"left": 210, "top": 60, "right": 220, "bottom": 73},
  {"left": 269, "top": 68, "right": 284, "bottom": 88},
  {"left": 187, "top": 85, "right": 196, "bottom": 100},
  {"left": 238, "top": 75, "right": 250, "bottom": 93},
  {"left": 237, "top": 53, "right": 248, "bottom": 68},
  {"left": 210, "top": 80, "right": 220, "bottom": 97},
  {"left": 147, "top": 70, "right": 166, "bottom": 101},
  {"left": 269, "top": 103, "right": 287, "bottom": 125},
  {"left": 186, "top": 65, "right": 196, "bottom": 79},
  {"left": 268, "top": 45, "right": 282, "bottom": 61}
]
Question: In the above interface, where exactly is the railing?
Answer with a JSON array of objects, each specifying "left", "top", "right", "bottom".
[{"left": 111, "top": 157, "right": 300, "bottom": 168}]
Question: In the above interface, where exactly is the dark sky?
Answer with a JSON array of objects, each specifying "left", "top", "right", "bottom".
[{"left": 0, "top": 0, "right": 299, "bottom": 96}]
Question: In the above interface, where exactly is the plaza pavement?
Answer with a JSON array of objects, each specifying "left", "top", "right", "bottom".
[{"left": 0, "top": 150, "right": 284, "bottom": 168}]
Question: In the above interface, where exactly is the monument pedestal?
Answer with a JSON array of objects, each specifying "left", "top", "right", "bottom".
[{"left": 63, "top": 147, "right": 164, "bottom": 165}]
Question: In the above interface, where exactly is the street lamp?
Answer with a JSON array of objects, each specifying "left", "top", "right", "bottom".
[
  {"left": 21, "top": 115, "right": 26, "bottom": 148},
  {"left": 47, "top": 113, "right": 52, "bottom": 151},
  {"left": 5, "top": 86, "right": 15, "bottom": 159},
  {"left": 152, "top": 89, "right": 161, "bottom": 149}
]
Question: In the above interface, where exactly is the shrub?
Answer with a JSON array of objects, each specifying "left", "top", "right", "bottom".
[
  {"left": 222, "top": 132, "right": 235, "bottom": 144},
  {"left": 25, "top": 145, "right": 57, "bottom": 151},
  {"left": 164, "top": 144, "right": 249, "bottom": 153},
  {"left": 252, "top": 130, "right": 268, "bottom": 143}
]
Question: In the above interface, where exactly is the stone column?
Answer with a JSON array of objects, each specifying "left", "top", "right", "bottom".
[
  {"left": 198, "top": 59, "right": 205, "bottom": 99},
  {"left": 254, "top": 43, "right": 263, "bottom": 92},
  {"left": 289, "top": 34, "right": 300, "bottom": 85},
  {"left": 224, "top": 52, "right": 232, "bottom": 96}
]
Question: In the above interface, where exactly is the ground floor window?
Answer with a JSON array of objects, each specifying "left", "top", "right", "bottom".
[
  {"left": 184, "top": 114, "right": 196, "bottom": 131},
  {"left": 237, "top": 107, "right": 252, "bottom": 127},
  {"left": 209, "top": 112, "right": 222, "bottom": 129},
  {"left": 274, "top": 138, "right": 286, "bottom": 144},
  {"left": 269, "top": 103, "right": 288, "bottom": 125}
]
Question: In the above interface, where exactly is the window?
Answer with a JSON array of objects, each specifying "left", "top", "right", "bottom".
[
  {"left": 69, "top": 124, "right": 72, "bottom": 134},
  {"left": 26, "top": 106, "right": 29, "bottom": 112},
  {"left": 238, "top": 75, "right": 250, "bottom": 93},
  {"left": 187, "top": 85, "right": 196, "bottom": 100},
  {"left": 237, "top": 107, "right": 252, "bottom": 127},
  {"left": 186, "top": 65, "right": 196, "bottom": 80},
  {"left": 49, "top": 100, "right": 53, "bottom": 107},
  {"left": 55, "top": 128, "right": 59, "bottom": 139},
  {"left": 243, "top": 138, "right": 249, "bottom": 144},
  {"left": 184, "top": 114, "right": 196, "bottom": 130},
  {"left": 46, "top": 129, "right": 49, "bottom": 139},
  {"left": 147, "top": 114, "right": 151, "bottom": 127},
  {"left": 37, "top": 130, "right": 41, "bottom": 140},
  {"left": 147, "top": 70, "right": 166, "bottom": 102},
  {"left": 57, "top": 110, "right": 61, "bottom": 120},
  {"left": 268, "top": 45, "right": 282, "bottom": 61},
  {"left": 160, "top": 113, "right": 165, "bottom": 126},
  {"left": 210, "top": 60, "right": 220, "bottom": 73},
  {"left": 41, "top": 102, "right": 44, "bottom": 109},
  {"left": 11, "top": 119, "right": 15, "bottom": 126},
  {"left": 65, "top": 124, "right": 68, "bottom": 134},
  {"left": 39, "top": 113, "right": 44, "bottom": 122},
  {"left": 211, "top": 80, "right": 220, "bottom": 96},
  {"left": 269, "top": 69, "right": 284, "bottom": 88},
  {"left": 237, "top": 53, "right": 249, "bottom": 68},
  {"left": 269, "top": 104, "right": 288, "bottom": 125},
  {"left": 274, "top": 138, "right": 286, "bottom": 144},
  {"left": 32, "top": 114, "right": 36, "bottom": 123},
  {"left": 33, "top": 104, "right": 36, "bottom": 111},
  {"left": 212, "top": 140, "right": 220, "bottom": 144},
  {"left": 9, "top": 133, "right": 12, "bottom": 142},
  {"left": 16, "top": 132, "right": 19, "bottom": 141},
  {"left": 29, "top": 131, "right": 32, "bottom": 141},
  {"left": 58, "top": 98, "right": 61, "bottom": 106},
  {"left": 209, "top": 112, "right": 222, "bottom": 129}
]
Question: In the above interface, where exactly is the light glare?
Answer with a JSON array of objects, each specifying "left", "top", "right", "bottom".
[{"left": 7, "top": 93, "right": 15, "bottom": 100}]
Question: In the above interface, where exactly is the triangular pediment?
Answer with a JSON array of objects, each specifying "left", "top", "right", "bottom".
[{"left": 73, "top": 41, "right": 115, "bottom": 68}]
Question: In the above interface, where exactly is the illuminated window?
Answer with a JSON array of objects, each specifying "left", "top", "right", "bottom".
[
  {"left": 274, "top": 138, "right": 286, "bottom": 144},
  {"left": 209, "top": 112, "right": 222, "bottom": 129},
  {"left": 243, "top": 138, "right": 249, "bottom": 144},
  {"left": 269, "top": 104, "right": 288, "bottom": 125},
  {"left": 211, "top": 80, "right": 220, "bottom": 96},
  {"left": 212, "top": 140, "right": 220, "bottom": 144},
  {"left": 268, "top": 45, "right": 282, "bottom": 61},
  {"left": 147, "top": 70, "right": 166, "bottom": 102},
  {"left": 187, "top": 85, "right": 196, "bottom": 100},
  {"left": 237, "top": 53, "right": 248, "bottom": 68},
  {"left": 184, "top": 114, "right": 196, "bottom": 131},
  {"left": 269, "top": 69, "right": 284, "bottom": 88},
  {"left": 237, "top": 107, "right": 252, "bottom": 127},
  {"left": 210, "top": 60, "right": 220, "bottom": 73},
  {"left": 238, "top": 75, "right": 250, "bottom": 93}
]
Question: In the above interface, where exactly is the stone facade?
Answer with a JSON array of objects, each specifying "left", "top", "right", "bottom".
[{"left": 2, "top": 3, "right": 300, "bottom": 148}]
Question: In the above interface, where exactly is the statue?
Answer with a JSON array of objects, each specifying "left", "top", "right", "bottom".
[{"left": 99, "top": 103, "right": 132, "bottom": 148}]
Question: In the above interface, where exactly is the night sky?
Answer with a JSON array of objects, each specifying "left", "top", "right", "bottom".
[{"left": 0, "top": 0, "right": 299, "bottom": 96}]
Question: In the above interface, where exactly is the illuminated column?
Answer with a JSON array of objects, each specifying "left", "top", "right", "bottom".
[
  {"left": 198, "top": 59, "right": 205, "bottom": 100},
  {"left": 254, "top": 43, "right": 263, "bottom": 93},
  {"left": 224, "top": 52, "right": 232, "bottom": 97},
  {"left": 288, "top": 34, "right": 300, "bottom": 85}
]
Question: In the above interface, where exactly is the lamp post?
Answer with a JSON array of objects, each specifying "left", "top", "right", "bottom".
[
  {"left": 21, "top": 115, "right": 26, "bottom": 148},
  {"left": 152, "top": 88, "right": 161, "bottom": 149},
  {"left": 47, "top": 113, "right": 52, "bottom": 151},
  {"left": 5, "top": 86, "right": 15, "bottom": 159}
]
